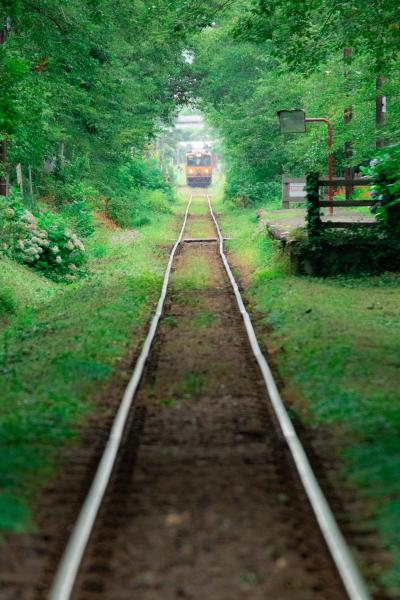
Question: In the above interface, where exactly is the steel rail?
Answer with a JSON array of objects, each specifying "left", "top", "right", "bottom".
[
  {"left": 48, "top": 196, "right": 193, "bottom": 600},
  {"left": 207, "top": 194, "right": 370, "bottom": 600}
]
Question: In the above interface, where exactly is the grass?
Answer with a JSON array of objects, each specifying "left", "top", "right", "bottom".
[
  {"left": 181, "top": 371, "right": 205, "bottom": 398},
  {"left": 190, "top": 310, "right": 216, "bottom": 330},
  {"left": 0, "top": 257, "right": 57, "bottom": 319},
  {"left": 171, "top": 252, "right": 212, "bottom": 291},
  {"left": 0, "top": 201, "right": 186, "bottom": 537},
  {"left": 218, "top": 200, "right": 400, "bottom": 594}
]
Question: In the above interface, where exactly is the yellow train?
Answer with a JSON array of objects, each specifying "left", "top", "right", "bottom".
[{"left": 185, "top": 151, "right": 212, "bottom": 187}]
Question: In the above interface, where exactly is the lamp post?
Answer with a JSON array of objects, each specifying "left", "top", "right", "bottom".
[{"left": 277, "top": 109, "right": 334, "bottom": 206}]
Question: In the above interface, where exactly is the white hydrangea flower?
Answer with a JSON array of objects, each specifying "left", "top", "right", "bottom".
[
  {"left": 21, "top": 210, "right": 36, "bottom": 223},
  {"left": 55, "top": 255, "right": 62, "bottom": 264},
  {"left": 66, "top": 240, "right": 75, "bottom": 250},
  {"left": 38, "top": 230, "right": 48, "bottom": 238},
  {"left": 41, "top": 239, "right": 50, "bottom": 247},
  {"left": 65, "top": 274, "right": 76, "bottom": 282},
  {"left": 17, "top": 240, "right": 25, "bottom": 250},
  {"left": 64, "top": 228, "right": 73, "bottom": 237},
  {"left": 69, "top": 263, "right": 77, "bottom": 271},
  {"left": 51, "top": 245, "right": 59, "bottom": 254}
]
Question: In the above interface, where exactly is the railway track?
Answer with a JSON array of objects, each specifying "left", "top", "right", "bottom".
[{"left": 46, "top": 192, "right": 370, "bottom": 600}]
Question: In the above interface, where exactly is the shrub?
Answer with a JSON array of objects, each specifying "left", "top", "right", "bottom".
[
  {"left": 225, "top": 175, "right": 280, "bottom": 206},
  {"left": 361, "top": 146, "right": 400, "bottom": 236},
  {"left": 106, "top": 188, "right": 172, "bottom": 229},
  {"left": 61, "top": 200, "right": 95, "bottom": 238},
  {"left": 0, "top": 189, "right": 86, "bottom": 283}
]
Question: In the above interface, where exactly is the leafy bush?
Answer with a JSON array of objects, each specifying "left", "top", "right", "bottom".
[
  {"left": 225, "top": 174, "right": 280, "bottom": 206},
  {"left": 106, "top": 188, "right": 172, "bottom": 229},
  {"left": 0, "top": 189, "right": 86, "bottom": 283},
  {"left": 39, "top": 157, "right": 96, "bottom": 237},
  {"left": 115, "top": 156, "right": 171, "bottom": 194},
  {"left": 361, "top": 146, "right": 400, "bottom": 236},
  {"left": 61, "top": 200, "right": 95, "bottom": 238},
  {"left": 105, "top": 154, "right": 174, "bottom": 230}
]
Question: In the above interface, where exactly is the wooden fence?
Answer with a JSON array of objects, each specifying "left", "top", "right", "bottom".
[{"left": 306, "top": 174, "right": 376, "bottom": 236}]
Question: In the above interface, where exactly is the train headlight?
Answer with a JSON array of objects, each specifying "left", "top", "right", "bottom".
[
  {"left": 205, "top": 169, "right": 209, "bottom": 173},
  {"left": 189, "top": 169, "right": 194, "bottom": 174}
]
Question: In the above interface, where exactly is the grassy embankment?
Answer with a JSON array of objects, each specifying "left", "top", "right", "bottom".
[
  {"left": 0, "top": 199, "right": 186, "bottom": 537},
  {"left": 216, "top": 198, "right": 400, "bottom": 594}
]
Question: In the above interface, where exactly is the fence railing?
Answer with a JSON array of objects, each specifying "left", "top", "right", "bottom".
[{"left": 305, "top": 173, "right": 375, "bottom": 236}]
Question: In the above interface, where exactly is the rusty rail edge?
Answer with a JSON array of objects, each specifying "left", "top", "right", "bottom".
[
  {"left": 48, "top": 196, "right": 193, "bottom": 600},
  {"left": 207, "top": 194, "right": 370, "bottom": 600}
]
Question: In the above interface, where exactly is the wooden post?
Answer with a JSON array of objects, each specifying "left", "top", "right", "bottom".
[
  {"left": 376, "top": 74, "right": 385, "bottom": 149},
  {"left": 0, "top": 138, "right": 7, "bottom": 196},
  {"left": 305, "top": 172, "right": 322, "bottom": 239},
  {"left": 28, "top": 165, "right": 33, "bottom": 195},
  {"left": 343, "top": 48, "right": 354, "bottom": 200},
  {"left": 58, "top": 142, "right": 65, "bottom": 163},
  {"left": 16, "top": 163, "right": 24, "bottom": 194}
]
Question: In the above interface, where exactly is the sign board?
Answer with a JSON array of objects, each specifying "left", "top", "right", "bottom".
[
  {"left": 277, "top": 109, "right": 306, "bottom": 133},
  {"left": 282, "top": 176, "right": 307, "bottom": 208},
  {"left": 289, "top": 182, "right": 306, "bottom": 198}
]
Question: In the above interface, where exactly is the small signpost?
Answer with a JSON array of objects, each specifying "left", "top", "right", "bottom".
[
  {"left": 277, "top": 109, "right": 334, "bottom": 212},
  {"left": 282, "top": 176, "right": 307, "bottom": 208}
]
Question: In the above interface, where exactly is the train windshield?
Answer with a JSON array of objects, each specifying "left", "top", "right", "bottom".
[{"left": 187, "top": 154, "right": 211, "bottom": 167}]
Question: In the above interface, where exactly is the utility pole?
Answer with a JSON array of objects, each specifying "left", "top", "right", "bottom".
[
  {"left": 343, "top": 48, "right": 354, "bottom": 200},
  {"left": 0, "top": 17, "right": 11, "bottom": 196}
]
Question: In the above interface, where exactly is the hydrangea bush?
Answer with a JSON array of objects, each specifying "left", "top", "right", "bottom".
[
  {"left": 0, "top": 189, "right": 86, "bottom": 283},
  {"left": 362, "top": 145, "right": 400, "bottom": 236}
]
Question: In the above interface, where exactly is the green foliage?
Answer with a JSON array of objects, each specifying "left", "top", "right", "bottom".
[
  {"left": 0, "top": 0, "right": 230, "bottom": 244},
  {"left": 0, "top": 189, "right": 86, "bottom": 283},
  {"left": 305, "top": 172, "right": 323, "bottom": 239},
  {"left": 293, "top": 229, "right": 400, "bottom": 276},
  {"left": 361, "top": 146, "right": 400, "bottom": 236},
  {"left": 61, "top": 201, "right": 95, "bottom": 238},
  {"left": 193, "top": 3, "right": 400, "bottom": 205},
  {"left": 105, "top": 156, "right": 173, "bottom": 228}
]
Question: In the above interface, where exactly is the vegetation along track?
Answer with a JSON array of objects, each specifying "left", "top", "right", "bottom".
[{"left": 46, "top": 194, "right": 368, "bottom": 599}]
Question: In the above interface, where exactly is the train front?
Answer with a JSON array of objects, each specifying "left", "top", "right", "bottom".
[{"left": 185, "top": 151, "right": 212, "bottom": 187}]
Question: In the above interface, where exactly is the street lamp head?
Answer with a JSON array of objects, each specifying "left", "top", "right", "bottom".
[{"left": 277, "top": 109, "right": 306, "bottom": 133}]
